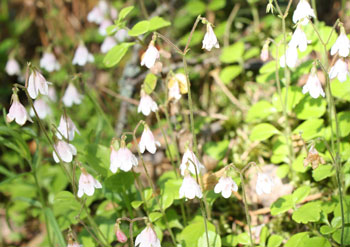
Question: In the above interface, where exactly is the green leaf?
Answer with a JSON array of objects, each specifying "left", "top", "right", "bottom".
[
  {"left": 332, "top": 227, "right": 350, "bottom": 245},
  {"left": 270, "top": 194, "right": 294, "bottom": 215},
  {"left": 292, "top": 153, "right": 309, "bottom": 173},
  {"left": 131, "top": 200, "right": 143, "bottom": 209},
  {"left": 267, "top": 235, "right": 283, "bottom": 247},
  {"left": 103, "top": 42, "right": 135, "bottom": 68},
  {"left": 80, "top": 144, "right": 109, "bottom": 176},
  {"left": 198, "top": 231, "right": 221, "bottom": 247},
  {"left": 185, "top": 1, "right": 206, "bottom": 16},
  {"left": 285, "top": 232, "right": 309, "bottom": 247},
  {"left": 220, "top": 41, "right": 245, "bottom": 63},
  {"left": 292, "top": 202, "right": 321, "bottom": 224},
  {"left": 208, "top": 0, "right": 226, "bottom": 10},
  {"left": 293, "top": 119, "right": 324, "bottom": 141},
  {"left": 128, "top": 20, "right": 150, "bottom": 36},
  {"left": 149, "top": 212, "right": 163, "bottom": 222},
  {"left": 222, "top": 234, "right": 238, "bottom": 246},
  {"left": 104, "top": 172, "right": 134, "bottom": 192},
  {"left": 295, "top": 96, "right": 327, "bottom": 120},
  {"left": 276, "top": 164, "right": 290, "bottom": 178},
  {"left": 246, "top": 100, "right": 277, "bottom": 122},
  {"left": 106, "top": 25, "right": 118, "bottom": 35},
  {"left": 272, "top": 86, "right": 303, "bottom": 113},
  {"left": 219, "top": 65, "right": 242, "bottom": 84},
  {"left": 44, "top": 208, "right": 66, "bottom": 246},
  {"left": 331, "top": 78, "right": 350, "bottom": 101},
  {"left": 303, "top": 237, "right": 331, "bottom": 247},
  {"left": 250, "top": 123, "right": 280, "bottom": 141},
  {"left": 292, "top": 186, "right": 311, "bottom": 204},
  {"left": 320, "top": 225, "right": 336, "bottom": 235},
  {"left": 312, "top": 165, "right": 335, "bottom": 181},
  {"left": 236, "top": 232, "right": 250, "bottom": 245},
  {"left": 334, "top": 111, "right": 350, "bottom": 137},
  {"left": 149, "top": 16, "right": 171, "bottom": 31},
  {"left": 118, "top": 6, "right": 134, "bottom": 21},
  {"left": 143, "top": 73, "right": 157, "bottom": 94},
  {"left": 202, "top": 140, "right": 229, "bottom": 161},
  {"left": 260, "top": 226, "right": 269, "bottom": 246},
  {"left": 179, "top": 217, "right": 216, "bottom": 246}
]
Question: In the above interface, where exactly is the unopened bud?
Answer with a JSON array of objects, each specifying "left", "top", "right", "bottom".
[{"left": 115, "top": 223, "right": 127, "bottom": 243}]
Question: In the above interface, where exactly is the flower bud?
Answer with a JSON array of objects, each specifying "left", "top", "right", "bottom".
[{"left": 115, "top": 224, "right": 127, "bottom": 243}]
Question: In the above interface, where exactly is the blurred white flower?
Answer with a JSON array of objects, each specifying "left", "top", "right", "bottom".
[
  {"left": 72, "top": 44, "right": 94, "bottom": 66},
  {"left": 101, "top": 36, "right": 117, "bottom": 53},
  {"left": 115, "top": 29, "right": 128, "bottom": 42},
  {"left": 7, "top": 93, "right": 32, "bottom": 126},
  {"left": 260, "top": 41, "right": 269, "bottom": 62},
  {"left": 5, "top": 58, "right": 21, "bottom": 76},
  {"left": 57, "top": 115, "right": 80, "bottom": 141},
  {"left": 292, "top": 0, "right": 316, "bottom": 25},
  {"left": 27, "top": 70, "right": 49, "bottom": 99},
  {"left": 48, "top": 85, "right": 57, "bottom": 102},
  {"left": 141, "top": 42, "right": 159, "bottom": 69},
  {"left": 180, "top": 148, "right": 205, "bottom": 176},
  {"left": 135, "top": 225, "right": 160, "bottom": 247},
  {"left": 99, "top": 19, "right": 112, "bottom": 36},
  {"left": 330, "top": 31, "right": 350, "bottom": 57},
  {"left": 202, "top": 23, "right": 219, "bottom": 51},
  {"left": 329, "top": 59, "right": 349, "bottom": 82},
  {"left": 255, "top": 173, "right": 274, "bottom": 196},
  {"left": 139, "top": 125, "right": 160, "bottom": 154},
  {"left": 179, "top": 174, "right": 202, "bottom": 199},
  {"left": 53, "top": 140, "right": 77, "bottom": 163},
  {"left": 87, "top": 6, "right": 104, "bottom": 24},
  {"left": 62, "top": 83, "right": 83, "bottom": 107},
  {"left": 168, "top": 78, "right": 181, "bottom": 101},
  {"left": 77, "top": 168, "right": 102, "bottom": 198},
  {"left": 30, "top": 98, "right": 51, "bottom": 119},
  {"left": 214, "top": 176, "right": 238, "bottom": 198},
  {"left": 289, "top": 26, "right": 310, "bottom": 52},
  {"left": 40, "top": 52, "right": 60, "bottom": 72},
  {"left": 280, "top": 45, "right": 298, "bottom": 68},
  {"left": 110, "top": 146, "right": 138, "bottom": 173},
  {"left": 138, "top": 92, "right": 158, "bottom": 116},
  {"left": 302, "top": 71, "right": 325, "bottom": 98}
]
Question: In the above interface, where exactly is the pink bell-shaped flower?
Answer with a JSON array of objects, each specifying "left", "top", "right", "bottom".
[
  {"left": 40, "top": 52, "right": 60, "bottom": 72},
  {"left": 62, "top": 83, "right": 83, "bottom": 107},
  {"left": 139, "top": 124, "right": 160, "bottom": 154},
  {"left": 5, "top": 58, "right": 21, "bottom": 76},
  {"left": 179, "top": 173, "right": 203, "bottom": 200},
  {"left": 202, "top": 23, "right": 220, "bottom": 51},
  {"left": 27, "top": 70, "right": 49, "bottom": 99},
  {"left": 7, "top": 92, "right": 32, "bottom": 126},
  {"left": 135, "top": 225, "right": 161, "bottom": 247},
  {"left": 53, "top": 140, "right": 77, "bottom": 163},
  {"left": 137, "top": 90, "right": 158, "bottom": 116},
  {"left": 77, "top": 167, "right": 102, "bottom": 197},
  {"left": 180, "top": 148, "right": 206, "bottom": 176},
  {"left": 141, "top": 42, "right": 160, "bottom": 69},
  {"left": 110, "top": 139, "right": 138, "bottom": 173},
  {"left": 56, "top": 115, "right": 80, "bottom": 141},
  {"left": 255, "top": 173, "right": 274, "bottom": 196},
  {"left": 72, "top": 44, "right": 94, "bottom": 66},
  {"left": 214, "top": 176, "right": 238, "bottom": 198}
]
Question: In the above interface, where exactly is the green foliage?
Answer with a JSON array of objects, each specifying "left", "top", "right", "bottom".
[
  {"left": 103, "top": 42, "right": 135, "bottom": 67},
  {"left": 143, "top": 73, "right": 157, "bottom": 94},
  {"left": 250, "top": 123, "right": 280, "bottom": 141}
]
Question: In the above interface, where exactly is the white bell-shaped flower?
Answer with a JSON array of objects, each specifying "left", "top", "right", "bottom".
[
  {"left": 27, "top": 70, "right": 49, "bottom": 99},
  {"left": 139, "top": 125, "right": 160, "bottom": 154},
  {"left": 40, "top": 52, "right": 60, "bottom": 72},
  {"left": 53, "top": 140, "right": 77, "bottom": 163},
  {"left": 87, "top": 6, "right": 104, "bottom": 24},
  {"left": 7, "top": 93, "right": 32, "bottom": 126},
  {"left": 168, "top": 77, "right": 181, "bottom": 101},
  {"left": 48, "top": 85, "right": 57, "bottom": 102},
  {"left": 330, "top": 31, "right": 350, "bottom": 57},
  {"left": 30, "top": 98, "right": 52, "bottom": 119},
  {"left": 280, "top": 45, "right": 298, "bottom": 68},
  {"left": 329, "top": 59, "right": 349, "bottom": 82},
  {"left": 137, "top": 91, "right": 158, "bottom": 116},
  {"left": 135, "top": 225, "right": 161, "bottom": 247},
  {"left": 179, "top": 173, "right": 203, "bottom": 199},
  {"left": 214, "top": 176, "right": 238, "bottom": 198},
  {"left": 292, "top": 0, "right": 316, "bottom": 26},
  {"left": 72, "top": 44, "right": 94, "bottom": 66},
  {"left": 202, "top": 23, "right": 220, "bottom": 51},
  {"left": 110, "top": 145, "right": 138, "bottom": 173},
  {"left": 115, "top": 29, "right": 128, "bottom": 42},
  {"left": 77, "top": 168, "right": 102, "bottom": 197},
  {"left": 289, "top": 26, "right": 310, "bottom": 52},
  {"left": 5, "top": 58, "right": 21, "bottom": 76},
  {"left": 302, "top": 70, "right": 325, "bottom": 98},
  {"left": 57, "top": 115, "right": 80, "bottom": 141},
  {"left": 98, "top": 19, "right": 112, "bottom": 36},
  {"left": 140, "top": 42, "right": 159, "bottom": 69},
  {"left": 62, "top": 83, "right": 83, "bottom": 107},
  {"left": 101, "top": 36, "right": 116, "bottom": 53},
  {"left": 180, "top": 148, "right": 206, "bottom": 176},
  {"left": 255, "top": 173, "right": 274, "bottom": 196}
]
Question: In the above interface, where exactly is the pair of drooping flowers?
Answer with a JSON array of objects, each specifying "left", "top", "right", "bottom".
[{"left": 262, "top": 0, "right": 350, "bottom": 99}]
